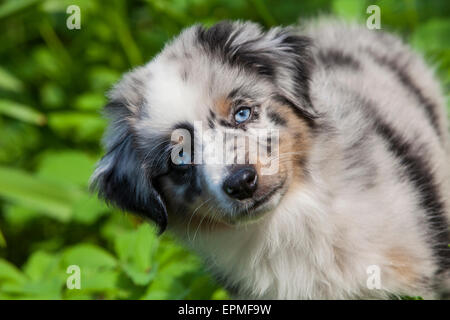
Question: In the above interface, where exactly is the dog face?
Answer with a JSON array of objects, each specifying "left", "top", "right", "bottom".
[{"left": 91, "top": 21, "right": 317, "bottom": 233}]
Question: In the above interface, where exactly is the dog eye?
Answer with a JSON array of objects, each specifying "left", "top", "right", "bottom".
[{"left": 234, "top": 107, "right": 252, "bottom": 124}]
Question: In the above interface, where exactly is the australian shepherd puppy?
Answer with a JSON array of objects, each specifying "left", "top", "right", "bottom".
[{"left": 91, "top": 19, "right": 450, "bottom": 299}]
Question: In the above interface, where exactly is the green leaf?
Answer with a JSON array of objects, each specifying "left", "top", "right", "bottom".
[
  {"left": 121, "top": 263, "right": 157, "bottom": 286},
  {"left": 143, "top": 275, "right": 189, "bottom": 300},
  {"left": 212, "top": 288, "right": 230, "bottom": 300},
  {"left": 0, "top": 227, "right": 5, "bottom": 247},
  {"left": 61, "top": 244, "right": 120, "bottom": 296},
  {"left": 0, "top": 99, "right": 46, "bottom": 125},
  {"left": 185, "top": 275, "right": 220, "bottom": 300},
  {"left": 0, "top": 67, "right": 24, "bottom": 92},
  {"left": 37, "top": 150, "right": 97, "bottom": 187},
  {"left": 23, "top": 251, "right": 61, "bottom": 282},
  {"left": 0, "top": 259, "right": 27, "bottom": 285},
  {"left": 114, "top": 224, "right": 158, "bottom": 266},
  {"left": 0, "top": 166, "right": 82, "bottom": 222},
  {"left": 41, "top": 0, "right": 98, "bottom": 13},
  {"left": 40, "top": 83, "right": 65, "bottom": 109},
  {"left": 0, "top": 120, "right": 40, "bottom": 163},
  {"left": 0, "top": 0, "right": 40, "bottom": 20},
  {"left": 48, "top": 112, "right": 106, "bottom": 142},
  {"left": 114, "top": 224, "right": 159, "bottom": 285},
  {"left": 3, "top": 204, "right": 43, "bottom": 227},
  {"left": 70, "top": 269, "right": 121, "bottom": 294},
  {"left": 31, "top": 47, "right": 62, "bottom": 79},
  {"left": 249, "top": 0, "right": 277, "bottom": 26},
  {"left": 3, "top": 251, "right": 66, "bottom": 299},
  {"left": 61, "top": 244, "right": 117, "bottom": 270},
  {"left": 411, "top": 19, "right": 450, "bottom": 52},
  {"left": 74, "top": 92, "right": 106, "bottom": 111},
  {"left": 100, "top": 213, "right": 136, "bottom": 244},
  {"left": 2, "top": 280, "right": 63, "bottom": 299},
  {"left": 88, "top": 67, "right": 121, "bottom": 91},
  {"left": 332, "top": 0, "right": 366, "bottom": 20},
  {"left": 72, "top": 194, "right": 108, "bottom": 224},
  {"left": 135, "top": 224, "right": 158, "bottom": 271}
]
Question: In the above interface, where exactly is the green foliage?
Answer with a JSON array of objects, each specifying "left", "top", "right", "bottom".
[{"left": 0, "top": 0, "right": 448, "bottom": 300}]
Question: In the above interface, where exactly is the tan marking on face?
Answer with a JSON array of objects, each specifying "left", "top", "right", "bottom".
[
  {"left": 214, "top": 96, "right": 233, "bottom": 118},
  {"left": 266, "top": 100, "right": 312, "bottom": 182},
  {"left": 386, "top": 247, "right": 420, "bottom": 284},
  {"left": 253, "top": 159, "right": 279, "bottom": 198},
  {"left": 248, "top": 100, "right": 312, "bottom": 198}
]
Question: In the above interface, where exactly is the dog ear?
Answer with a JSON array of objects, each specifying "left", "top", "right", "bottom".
[
  {"left": 264, "top": 26, "right": 318, "bottom": 124},
  {"left": 197, "top": 21, "right": 318, "bottom": 123},
  {"left": 269, "top": 28, "right": 315, "bottom": 103},
  {"left": 90, "top": 101, "right": 168, "bottom": 234}
]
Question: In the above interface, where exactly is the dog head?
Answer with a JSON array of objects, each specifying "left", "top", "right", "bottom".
[{"left": 91, "top": 21, "right": 317, "bottom": 234}]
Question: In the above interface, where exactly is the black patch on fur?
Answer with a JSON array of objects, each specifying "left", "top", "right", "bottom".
[
  {"left": 266, "top": 136, "right": 272, "bottom": 156},
  {"left": 168, "top": 121, "right": 201, "bottom": 202},
  {"left": 208, "top": 118, "right": 215, "bottom": 129},
  {"left": 361, "top": 97, "right": 450, "bottom": 273},
  {"left": 273, "top": 94, "right": 317, "bottom": 128},
  {"left": 92, "top": 101, "right": 171, "bottom": 234},
  {"left": 93, "top": 134, "right": 168, "bottom": 235},
  {"left": 165, "top": 122, "right": 201, "bottom": 204},
  {"left": 207, "top": 111, "right": 217, "bottom": 128},
  {"left": 364, "top": 49, "right": 441, "bottom": 137},
  {"left": 196, "top": 21, "right": 317, "bottom": 123},
  {"left": 219, "top": 119, "right": 234, "bottom": 128},
  {"left": 196, "top": 21, "right": 276, "bottom": 78},
  {"left": 318, "top": 49, "right": 360, "bottom": 70},
  {"left": 196, "top": 21, "right": 235, "bottom": 57},
  {"left": 228, "top": 87, "right": 242, "bottom": 100},
  {"left": 168, "top": 166, "right": 193, "bottom": 184},
  {"left": 252, "top": 110, "right": 260, "bottom": 121},
  {"left": 280, "top": 33, "right": 315, "bottom": 106},
  {"left": 173, "top": 121, "right": 194, "bottom": 136},
  {"left": 267, "top": 110, "right": 287, "bottom": 126},
  {"left": 185, "top": 170, "right": 202, "bottom": 202}
]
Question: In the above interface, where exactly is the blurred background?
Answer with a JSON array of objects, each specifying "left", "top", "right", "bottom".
[{"left": 0, "top": 0, "right": 449, "bottom": 299}]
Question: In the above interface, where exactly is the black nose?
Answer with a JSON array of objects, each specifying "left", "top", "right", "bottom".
[{"left": 222, "top": 166, "right": 258, "bottom": 200}]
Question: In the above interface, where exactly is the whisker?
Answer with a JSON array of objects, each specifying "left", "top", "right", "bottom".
[{"left": 187, "top": 197, "right": 212, "bottom": 242}]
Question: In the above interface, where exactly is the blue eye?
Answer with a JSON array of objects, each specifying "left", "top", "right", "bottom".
[{"left": 234, "top": 107, "right": 251, "bottom": 124}]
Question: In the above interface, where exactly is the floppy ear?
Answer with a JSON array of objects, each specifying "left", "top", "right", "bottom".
[
  {"left": 90, "top": 101, "right": 168, "bottom": 234},
  {"left": 197, "top": 21, "right": 317, "bottom": 123},
  {"left": 264, "top": 26, "right": 318, "bottom": 124}
]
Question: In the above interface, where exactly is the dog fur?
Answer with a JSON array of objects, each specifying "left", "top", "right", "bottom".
[{"left": 91, "top": 18, "right": 450, "bottom": 299}]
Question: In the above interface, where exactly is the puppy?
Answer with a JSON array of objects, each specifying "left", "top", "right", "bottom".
[{"left": 91, "top": 19, "right": 450, "bottom": 299}]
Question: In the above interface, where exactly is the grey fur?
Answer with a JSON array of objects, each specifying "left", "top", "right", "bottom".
[{"left": 91, "top": 19, "right": 450, "bottom": 299}]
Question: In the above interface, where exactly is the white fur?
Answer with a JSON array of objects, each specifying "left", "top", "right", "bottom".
[{"left": 92, "top": 19, "right": 450, "bottom": 299}]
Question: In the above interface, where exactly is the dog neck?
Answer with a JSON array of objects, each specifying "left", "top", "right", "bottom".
[{"left": 177, "top": 174, "right": 351, "bottom": 299}]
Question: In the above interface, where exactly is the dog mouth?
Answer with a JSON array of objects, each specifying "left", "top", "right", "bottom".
[
  {"left": 222, "top": 178, "right": 287, "bottom": 224},
  {"left": 245, "top": 181, "right": 286, "bottom": 211}
]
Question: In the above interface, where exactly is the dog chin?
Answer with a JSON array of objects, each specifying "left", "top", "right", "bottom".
[{"left": 218, "top": 181, "right": 287, "bottom": 226}]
